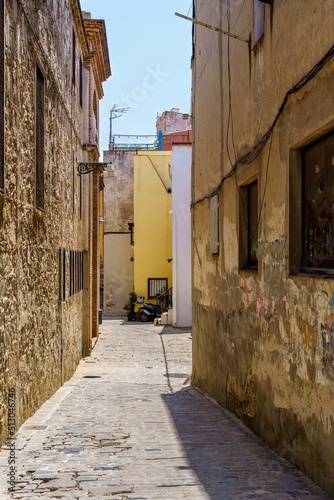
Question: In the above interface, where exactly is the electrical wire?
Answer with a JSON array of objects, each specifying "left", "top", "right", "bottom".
[
  {"left": 239, "top": 0, "right": 262, "bottom": 37},
  {"left": 226, "top": 1, "right": 237, "bottom": 168},
  {"left": 187, "top": 1, "right": 193, "bottom": 18},
  {"left": 196, "top": 0, "right": 205, "bottom": 19},
  {"left": 232, "top": 0, "right": 247, "bottom": 31},
  {"left": 206, "top": 0, "right": 220, "bottom": 24},
  {"left": 192, "top": 43, "right": 334, "bottom": 207},
  {"left": 251, "top": 131, "right": 273, "bottom": 240}
]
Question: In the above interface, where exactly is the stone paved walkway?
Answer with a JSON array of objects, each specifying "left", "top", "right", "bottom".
[{"left": 0, "top": 319, "right": 331, "bottom": 499}]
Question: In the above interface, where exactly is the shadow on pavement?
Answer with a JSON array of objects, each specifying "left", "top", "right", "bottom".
[{"left": 162, "top": 386, "right": 328, "bottom": 500}]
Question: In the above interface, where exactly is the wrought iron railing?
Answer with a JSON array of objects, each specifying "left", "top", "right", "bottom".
[{"left": 156, "top": 287, "right": 173, "bottom": 314}]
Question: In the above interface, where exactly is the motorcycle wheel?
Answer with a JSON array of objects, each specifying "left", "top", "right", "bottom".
[{"left": 138, "top": 310, "right": 150, "bottom": 322}]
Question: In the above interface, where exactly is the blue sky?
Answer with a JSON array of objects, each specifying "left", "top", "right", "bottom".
[{"left": 79, "top": 0, "right": 193, "bottom": 151}]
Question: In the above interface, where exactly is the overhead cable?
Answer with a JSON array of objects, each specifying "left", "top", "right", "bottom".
[{"left": 192, "top": 43, "right": 334, "bottom": 207}]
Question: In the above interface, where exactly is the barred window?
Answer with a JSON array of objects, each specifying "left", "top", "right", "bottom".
[
  {"left": 69, "top": 250, "right": 84, "bottom": 297},
  {"left": 148, "top": 278, "right": 168, "bottom": 299}
]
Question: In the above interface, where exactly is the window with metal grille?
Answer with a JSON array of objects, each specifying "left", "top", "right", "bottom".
[
  {"left": 35, "top": 63, "right": 45, "bottom": 210},
  {"left": 68, "top": 249, "right": 84, "bottom": 298},
  {"left": 239, "top": 181, "right": 258, "bottom": 270},
  {"left": 0, "top": 0, "right": 4, "bottom": 192},
  {"left": 148, "top": 278, "right": 168, "bottom": 299},
  {"left": 302, "top": 131, "right": 334, "bottom": 273}
]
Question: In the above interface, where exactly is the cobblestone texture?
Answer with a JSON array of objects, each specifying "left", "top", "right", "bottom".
[{"left": 0, "top": 319, "right": 331, "bottom": 499}]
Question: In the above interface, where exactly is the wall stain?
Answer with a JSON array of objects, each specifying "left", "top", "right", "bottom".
[{"left": 321, "top": 312, "right": 334, "bottom": 380}]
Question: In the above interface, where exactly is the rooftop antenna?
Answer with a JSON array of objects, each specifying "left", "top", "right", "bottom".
[{"left": 109, "top": 104, "right": 130, "bottom": 149}]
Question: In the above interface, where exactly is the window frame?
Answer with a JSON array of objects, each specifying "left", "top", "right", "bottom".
[
  {"left": 147, "top": 278, "right": 168, "bottom": 299},
  {"left": 301, "top": 131, "right": 334, "bottom": 274},
  {"left": 239, "top": 180, "right": 258, "bottom": 271}
]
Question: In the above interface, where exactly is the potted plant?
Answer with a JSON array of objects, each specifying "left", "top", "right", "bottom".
[{"left": 123, "top": 291, "right": 137, "bottom": 321}]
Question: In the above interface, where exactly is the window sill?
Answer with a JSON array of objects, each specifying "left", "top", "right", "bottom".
[
  {"left": 240, "top": 267, "right": 258, "bottom": 275},
  {"left": 289, "top": 270, "right": 334, "bottom": 280}
]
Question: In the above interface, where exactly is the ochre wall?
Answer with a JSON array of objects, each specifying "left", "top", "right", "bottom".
[
  {"left": 192, "top": 0, "right": 334, "bottom": 495},
  {"left": 133, "top": 152, "right": 172, "bottom": 303}
]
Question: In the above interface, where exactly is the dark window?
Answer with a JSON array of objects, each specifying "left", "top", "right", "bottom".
[
  {"left": 72, "top": 29, "right": 76, "bottom": 86},
  {"left": 148, "top": 278, "right": 168, "bottom": 299},
  {"left": 240, "top": 181, "right": 258, "bottom": 270},
  {"left": 253, "top": 0, "right": 265, "bottom": 45},
  {"left": 36, "top": 63, "right": 45, "bottom": 210},
  {"left": 0, "top": 0, "right": 4, "bottom": 191},
  {"left": 69, "top": 249, "right": 84, "bottom": 297},
  {"left": 302, "top": 131, "right": 334, "bottom": 273},
  {"left": 79, "top": 57, "right": 83, "bottom": 107}
]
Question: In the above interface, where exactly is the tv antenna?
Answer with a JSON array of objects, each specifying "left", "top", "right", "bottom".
[{"left": 109, "top": 104, "right": 130, "bottom": 148}]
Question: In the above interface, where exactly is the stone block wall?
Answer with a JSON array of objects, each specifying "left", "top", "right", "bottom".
[{"left": 0, "top": 0, "right": 88, "bottom": 444}]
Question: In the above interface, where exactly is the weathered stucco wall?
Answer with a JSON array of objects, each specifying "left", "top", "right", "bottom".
[
  {"left": 103, "top": 150, "right": 134, "bottom": 233},
  {"left": 0, "top": 0, "right": 88, "bottom": 444},
  {"left": 103, "top": 150, "right": 134, "bottom": 316},
  {"left": 192, "top": 0, "right": 334, "bottom": 495},
  {"left": 104, "top": 233, "right": 134, "bottom": 316}
]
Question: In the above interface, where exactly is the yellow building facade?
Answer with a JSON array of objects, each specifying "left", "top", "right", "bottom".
[{"left": 133, "top": 151, "right": 172, "bottom": 305}]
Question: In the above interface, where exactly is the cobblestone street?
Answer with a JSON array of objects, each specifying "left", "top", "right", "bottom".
[{"left": 0, "top": 319, "right": 331, "bottom": 499}]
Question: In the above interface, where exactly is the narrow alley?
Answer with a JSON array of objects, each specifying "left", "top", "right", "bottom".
[{"left": 0, "top": 320, "right": 331, "bottom": 500}]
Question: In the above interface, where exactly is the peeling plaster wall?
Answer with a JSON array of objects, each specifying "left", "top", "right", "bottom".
[
  {"left": 192, "top": 0, "right": 334, "bottom": 495},
  {"left": 0, "top": 0, "right": 87, "bottom": 444}
]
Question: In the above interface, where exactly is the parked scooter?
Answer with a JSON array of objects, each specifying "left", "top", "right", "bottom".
[{"left": 137, "top": 302, "right": 159, "bottom": 322}]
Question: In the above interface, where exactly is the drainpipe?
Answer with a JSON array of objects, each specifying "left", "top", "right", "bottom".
[{"left": 158, "top": 130, "right": 163, "bottom": 151}]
